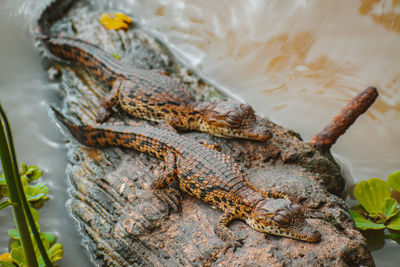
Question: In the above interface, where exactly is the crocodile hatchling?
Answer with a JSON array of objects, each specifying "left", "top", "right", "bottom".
[
  {"left": 35, "top": 0, "right": 272, "bottom": 141},
  {"left": 53, "top": 108, "right": 321, "bottom": 253}
]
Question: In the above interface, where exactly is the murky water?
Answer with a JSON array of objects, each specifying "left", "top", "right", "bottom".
[
  {"left": 0, "top": 0, "right": 399, "bottom": 266},
  {"left": 0, "top": 0, "right": 93, "bottom": 266}
]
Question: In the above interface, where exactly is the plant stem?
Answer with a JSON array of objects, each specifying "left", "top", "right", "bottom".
[
  {"left": 0, "top": 105, "right": 38, "bottom": 266},
  {"left": 1, "top": 106, "right": 54, "bottom": 266}
]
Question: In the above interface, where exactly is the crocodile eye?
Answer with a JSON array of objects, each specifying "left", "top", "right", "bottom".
[
  {"left": 226, "top": 111, "right": 244, "bottom": 127},
  {"left": 273, "top": 213, "right": 291, "bottom": 226},
  {"left": 240, "top": 103, "right": 255, "bottom": 116},
  {"left": 290, "top": 203, "right": 303, "bottom": 215}
]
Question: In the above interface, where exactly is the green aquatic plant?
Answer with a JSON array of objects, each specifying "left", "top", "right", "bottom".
[
  {"left": 7, "top": 208, "right": 63, "bottom": 267},
  {"left": 388, "top": 171, "right": 400, "bottom": 194},
  {"left": 350, "top": 172, "right": 400, "bottom": 233},
  {"left": 0, "top": 104, "right": 63, "bottom": 266},
  {"left": 0, "top": 164, "right": 63, "bottom": 267},
  {"left": 1, "top": 163, "right": 49, "bottom": 208}
]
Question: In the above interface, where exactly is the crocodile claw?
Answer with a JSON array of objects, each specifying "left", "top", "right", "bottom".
[
  {"left": 221, "top": 236, "right": 246, "bottom": 254},
  {"left": 153, "top": 187, "right": 181, "bottom": 213}
]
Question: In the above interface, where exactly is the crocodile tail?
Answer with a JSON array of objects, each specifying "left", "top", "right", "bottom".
[
  {"left": 34, "top": 0, "right": 119, "bottom": 86},
  {"left": 52, "top": 107, "right": 148, "bottom": 150},
  {"left": 52, "top": 107, "right": 170, "bottom": 160},
  {"left": 35, "top": 0, "right": 77, "bottom": 39},
  {"left": 52, "top": 107, "right": 124, "bottom": 148},
  {"left": 51, "top": 107, "right": 100, "bottom": 147}
]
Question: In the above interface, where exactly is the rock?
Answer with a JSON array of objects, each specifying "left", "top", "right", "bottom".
[{"left": 41, "top": 1, "right": 374, "bottom": 266}]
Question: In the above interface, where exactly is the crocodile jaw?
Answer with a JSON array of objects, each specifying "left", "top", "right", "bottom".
[{"left": 245, "top": 216, "right": 321, "bottom": 242}]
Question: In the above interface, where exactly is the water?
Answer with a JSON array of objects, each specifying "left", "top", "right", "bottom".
[
  {"left": 0, "top": 0, "right": 93, "bottom": 266},
  {"left": 0, "top": 0, "right": 399, "bottom": 266}
]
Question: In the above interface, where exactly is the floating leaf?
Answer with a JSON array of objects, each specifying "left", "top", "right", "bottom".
[
  {"left": 0, "top": 260, "right": 15, "bottom": 267},
  {"left": 25, "top": 184, "right": 49, "bottom": 202},
  {"left": 382, "top": 198, "right": 399, "bottom": 220},
  {"left": 387, "top": 212, "right": 400, "bottom": 230},
  {"left": 48, "top": 243, "right": 63, "bottom": 263},
  {"left": 10, "top": 246, "right": 25, "bottom": 266},
  {"left": 10, "top": 239, "right": 21, "bottom": 250},
  {"left": 8, "top": 229, "right": 20, "bottom": 240},
  {"left": 25, "top": 165, "right": 43, "bottom": 181},
  {"left": 35, "top": 235, "right": 50, "bottom": 253},
  {"left": 99, "top": 12, "right": 133, "bottom": 30},
  {"left": 29, "top": 207, "right": 41, "bottom": 233},
  {"left": 349, "top": 209, "right": 385, "bottom": 230},
  {"left": 112, "top": 53, "right": 121, "bottom": 60},
  {"left": 353, "top": 178, "right": 391, "bottom": 216},
  {"left": 388, "top": 170, "right": 400, "bottom": 193},
  {"left": 20, "top": 162, "right": 27, "bottom": 174},
  {"left": 40, "top": 232, "right": 56, "bottom": 245}
]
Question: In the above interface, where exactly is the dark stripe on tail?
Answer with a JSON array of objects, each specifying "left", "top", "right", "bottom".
[
  {"left": 35, "top": 0, "right": 77, "bottom": 38},
  {"left": 51, "top": 107, "right": 97, "bottom": 146}
]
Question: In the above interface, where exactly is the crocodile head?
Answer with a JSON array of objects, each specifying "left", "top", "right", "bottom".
[
  {"left": 247, "top": 198, "right": 321, "bottom": 242},
  {"left": 200, "top": 99, "right": 272, "bottom": 141}
]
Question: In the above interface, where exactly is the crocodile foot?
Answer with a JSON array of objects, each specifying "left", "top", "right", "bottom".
[
  {"left": 152, "top": 187, "right": 181, "bottom": 213},
  {"left": 221, "top": 235, "right": 246, "bottom": 254}
]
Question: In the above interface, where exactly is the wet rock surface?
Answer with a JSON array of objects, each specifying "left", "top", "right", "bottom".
[{"left": 39, "top": 2, "right": 373, "bottom": 266}]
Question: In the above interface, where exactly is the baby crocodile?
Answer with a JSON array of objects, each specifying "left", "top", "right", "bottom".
[
  {"left": 53, "top": 108, "right": 321, "bottom": 252},
  {"left": 35, "top": 0, "right": 272, "bottom": 141}
]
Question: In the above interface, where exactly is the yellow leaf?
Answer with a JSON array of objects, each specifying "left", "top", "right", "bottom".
[
  {"left": 99, "top": 13, "right": 133, "bottom": 30},
  {"left": 0, "top": 252, "right": 12, "bottom": 262}
]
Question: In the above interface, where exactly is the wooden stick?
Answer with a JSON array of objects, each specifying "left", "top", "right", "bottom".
[{"left": 309, "top": 87, "right": 378, "bottom": 150}]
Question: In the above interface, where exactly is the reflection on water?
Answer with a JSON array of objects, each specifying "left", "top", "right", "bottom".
[{"left": 0, "top": 0, "right": 399, "bottom": 266}]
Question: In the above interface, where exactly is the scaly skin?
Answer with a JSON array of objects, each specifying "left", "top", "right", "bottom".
[
  {"left": 35, "top": 0, "right": 272, "bottom": 141},
  {"left": 53, "top": 108, "right": 321, "bottom": 252}
]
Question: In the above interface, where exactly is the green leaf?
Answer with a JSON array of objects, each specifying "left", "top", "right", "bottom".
[
  {"left": 0, "top": 201, "right": 13, "bottom": 210},
  {"left": 10, "top": 246, "right": 25, "bottom": 266},
  {"left": 25, "top": 165, "right": 42, "bottom": 181},
  {"left": 353, "top": 178, "right": 391, "bottom": 216},
  {"left": 48, "top": 243, "right": 63, "bottom": 263},
  {"left": 20, "top": 174, "right": 29, "bottom": 188},
  {"left": 349, "top": 209, "right": 385, "bottom": 230},
  {"left": 382, "top": 198, "right": 399, "bottom": 220},
  {"left": 8, "top": 229, "right": 20, "bottom": 240},
  {"left": 0, "top": 260, "right": 16, "bottom": 267},
  {"left": 34, "top": 235, "right": 50, "bottom": 253},
  {"left": 25, "top": 184, "right": 49, "bottom": 202},
  {"left": 30, "top": 207, "right": 40, "bottom": 224},
  {"left": 384, "top": 232, "right": 400, "bottom": 240},
  {"left": 0, "top": 176, "right": 6, "bottom": 185},
  {"left": 387, "top": 212, "right": 400, "bottom": 230},
  {"left": 40, "top": 232, "right": 56, "bottom": 244},
  {"left": 0, "top": 186, "right": 8, "bottom": 197},
  {"left": 10, "top": 240, "right": 21, "bottom": 250},
  {"left": 112, "top": 53, "right": 121, "bottom": 60},
  {"left": 20, "top": 162, "right": 27, "bottom": 174},
  {"left": 388, "top": 170, "right": 400, "bottom": 193}
]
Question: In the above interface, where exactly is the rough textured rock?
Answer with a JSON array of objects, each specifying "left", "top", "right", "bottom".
[{"left": 39, "top": 2, "right": 374, "bottom": 266}]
